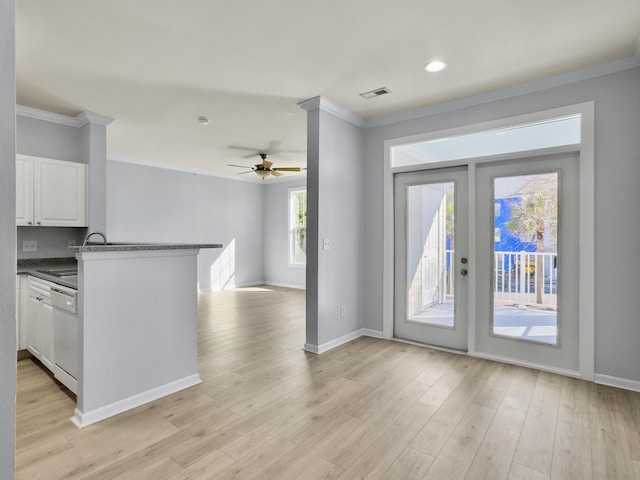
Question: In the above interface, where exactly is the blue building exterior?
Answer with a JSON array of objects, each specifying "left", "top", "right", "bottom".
[{"left": 493, "top": 198, "right": 536, "bottom": 253}]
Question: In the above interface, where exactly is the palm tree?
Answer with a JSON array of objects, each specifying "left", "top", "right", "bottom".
[{"left": 505, "top": 190, "right": 557, "bottom": 304}]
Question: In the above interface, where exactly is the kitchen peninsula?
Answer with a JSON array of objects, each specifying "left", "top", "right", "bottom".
[{"left": 71, "top": 242, "right": 221, "bottom": 427}]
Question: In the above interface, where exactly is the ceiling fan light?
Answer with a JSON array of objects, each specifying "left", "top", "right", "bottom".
[{"left": 255, "top": 170, "right": 271, "bottom": 179}]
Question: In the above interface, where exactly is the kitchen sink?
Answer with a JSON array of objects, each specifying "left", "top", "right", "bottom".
[{"left": 37, "top": 268, "right": 78, "bottom": 278}]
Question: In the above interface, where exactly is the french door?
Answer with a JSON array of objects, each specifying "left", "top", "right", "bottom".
[
  {"left": 394, "top": 166, "right": 469, "bottom": 351},
  {"left": 394, "top": 153, "right": 580, "bottom": 372}
]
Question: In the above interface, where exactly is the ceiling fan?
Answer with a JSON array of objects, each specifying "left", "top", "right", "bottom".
[{"left": 228, "top": 153, "right": 303, "bottom": 179}]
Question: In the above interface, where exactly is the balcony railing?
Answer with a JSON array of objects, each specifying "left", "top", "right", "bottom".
[{"left": 445, "top": 250, "right": 557, "bottom": 309}]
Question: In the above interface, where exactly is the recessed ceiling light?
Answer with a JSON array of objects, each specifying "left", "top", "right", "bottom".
[
  {"left": 424, "top": 60, "right": 447, "bottom": 73},
  {"left": 198, "top": 116, "right": 209, "bottom": 125}
]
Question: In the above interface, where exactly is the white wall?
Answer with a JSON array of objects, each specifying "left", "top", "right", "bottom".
[
  {"left": 106, "top": 160, "right": 266, "bottom": 292},
  {"left": 362, "top": 66, "right": 640, "bottom": 383},
  {"left": 0, "top": 0, "right": 16, "bottom": 476},
  {"left": 263, "top": 177, "right": 307, "bottom": 288}
]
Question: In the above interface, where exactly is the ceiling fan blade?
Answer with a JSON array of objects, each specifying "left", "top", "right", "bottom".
[
  {"left": 227, "top": 164, "right": 252, "bottom": 169},
  {"left": 271, "top": 171, "right": 283, "bottom": 177},
  {"left": 238, "top": 170, "right": 255, "bottom": 175},
  {"left": 262, "top": 160, "right": 273, "bottom": 168},
  {"left": 273, "top": 167, "right": 301, "bottom": 172}
]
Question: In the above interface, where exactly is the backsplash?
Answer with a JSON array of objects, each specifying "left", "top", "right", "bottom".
[{"left": 17, "top": 226, "right": 86, "bottom": 259}]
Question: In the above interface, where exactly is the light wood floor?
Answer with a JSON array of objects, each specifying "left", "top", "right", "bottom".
[{"left": 16, "top": 285, "right": 640, "bottom": 479}]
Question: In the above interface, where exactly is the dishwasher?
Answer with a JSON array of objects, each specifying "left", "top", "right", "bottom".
[{"left": 51, "top": 286, "right": 78, "bottom": 394}]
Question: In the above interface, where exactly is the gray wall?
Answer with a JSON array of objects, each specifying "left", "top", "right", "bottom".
[
  {"left": 82, "top": 122, "right": 108, "bottom": 233},
  {"left": 106, "top": 160, "right": 266, "bottom": 292},
  {"left": 17, "top": 115, "right": 84, "bottom": 162},
  {"left": 306, "top": 108, "right": 365, "bottom": 347},
  {"left": 17, "top": 227, "right": 86, "bottom": 259},
  {"left": 263, "top": 177, "right": 307, "bottom": 288},
  {"left": 0, "top": 0, "right": 16, "bottom": 476},
  {"left": 362, "top": 67, "right": 640, "bottom": 382}
]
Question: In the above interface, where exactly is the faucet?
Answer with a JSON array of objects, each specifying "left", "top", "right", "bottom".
[{"left": 83, "top": 231, "right": 107, "bottom": 246}]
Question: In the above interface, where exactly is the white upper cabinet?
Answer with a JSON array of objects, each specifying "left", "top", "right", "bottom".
[
  {"left": 17, "top": 155, "right": 88, "bottom": 227},
  {"left": 16, "top": 155, "right": 34, "bottom": 225}
]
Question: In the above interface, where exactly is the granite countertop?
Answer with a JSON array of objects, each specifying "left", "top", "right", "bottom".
[
  {"left": 17, "top": 257, "right": 79, "bottom": 289},
  {"left": 17, "top": 244, "right": 221, "bottom": 287},
  {"left": 71, "top": 242, "right": 222, "bottom": 253}
]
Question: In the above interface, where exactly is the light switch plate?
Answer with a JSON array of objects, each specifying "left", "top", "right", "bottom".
[{"left": 22, "top": 240, "right": 37, "bottom": 252}]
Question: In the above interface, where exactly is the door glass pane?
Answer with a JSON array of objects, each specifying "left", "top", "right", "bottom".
[
  {"left": 492, "top": 173, "right": 558, "bottom": 344},
  {"left": 406, "top": 182, "right": 455, "bottom": 327}
]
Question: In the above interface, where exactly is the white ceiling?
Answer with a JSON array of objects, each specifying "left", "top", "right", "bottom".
[{"left": 16, "top": 1, "right": 640, "bottom": 179}]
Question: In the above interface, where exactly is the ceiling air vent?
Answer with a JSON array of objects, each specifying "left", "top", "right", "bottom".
[{"left": 360, "top": 87, "right": 391, "bottom": 99}]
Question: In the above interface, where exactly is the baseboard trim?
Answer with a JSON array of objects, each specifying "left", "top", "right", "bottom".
[
  {"left": 594, "top": 373, "right": 640, "bottom": 392},
  {"left": 200, "top": 281, "right": 306, "bottom": 293},
  {"left": 71, "top": 374, "right": 201, "bottom": 428},
  {"left": 304, "top": 329, "right": 362, "bottom": 354},
  {"left": 263, "top": 281, "right": 306, "bottom": 290},
  {"left": 305, "top": 328, "right": 384, "bottom": 354},
  {"left": 362, "top": 329, "right": 384, "bottom": 339},
  {"left": 469, "top": 351, "right": 582, "bottom": 379}
]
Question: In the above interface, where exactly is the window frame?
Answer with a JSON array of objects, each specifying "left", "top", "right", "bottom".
[{"left": 288, "top": 187, "right": 307, "bottom": 267}]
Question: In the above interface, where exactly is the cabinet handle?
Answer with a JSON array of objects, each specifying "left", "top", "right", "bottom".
[
  {"left": 28, "top": 221, "right": 32, "bottom": 225},
  {"left": 36, "top": 221, "right": 41, "bottom": 225}
]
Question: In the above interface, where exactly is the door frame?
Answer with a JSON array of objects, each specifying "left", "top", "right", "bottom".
[
  {"left": 382, "top": 102, "right": 595, "bottom": 380},
  {"left": 393, "top": 167, "right": 469, "bottom": 351}
]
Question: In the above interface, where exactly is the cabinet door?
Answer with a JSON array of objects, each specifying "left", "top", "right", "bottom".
[
  {"left": 16, "top": 276, "right": 21, "bottom": 351},
  {"left": 16, "top": 156, "right": 34, "bottom": 226},
  {"left": 18, "top": 275, "right": 29, "bottom": 350},
  {"left": 34, "top": 158, "right": 87, "bottom": 227},
  {"left": 27, "top": 291, "right": 42, "bottom": 358},
  {"left": 40, "top": 301, "right": 55, "bottom": 370}
]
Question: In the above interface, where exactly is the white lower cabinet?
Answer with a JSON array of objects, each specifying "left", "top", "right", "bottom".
[{"left": 27, "top": 276, "right": 55, "bottom": 371}]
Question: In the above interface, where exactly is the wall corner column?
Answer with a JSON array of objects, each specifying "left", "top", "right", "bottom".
[
  {"left": 0, "top": 0, "right": 17, "bottom": 476},
  {"left": 79, "top": 112, "right": 113, "bottom": 234},
  {"left": 298, "top": 96, "right": 366, "bottom": 353}
]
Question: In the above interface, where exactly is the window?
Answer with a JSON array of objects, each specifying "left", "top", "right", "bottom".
[
  {"left": 391, "top": 115, "right": 581, "bottom": 168},
  {"left": 289, "top": 188, "right": 307, "bottom": 265}
]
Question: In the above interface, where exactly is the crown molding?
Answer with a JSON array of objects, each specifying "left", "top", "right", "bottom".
[
  {"left": 364, "top": 53, "right": 640, "bottom": 129},
  {"left": 16, "top": 105, "right": 113, "bottom": 127},
  {"left": 75, "top": 111, "right": 114, "bottom": 127},
  {"left": 298, "top": 96, "right": 365, "bottom": 128}
]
